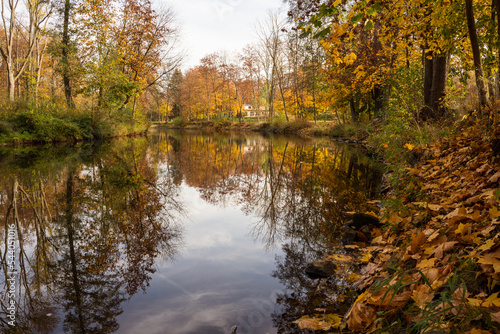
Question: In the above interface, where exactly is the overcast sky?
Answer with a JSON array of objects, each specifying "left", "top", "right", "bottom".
[{"left": 167, "top": 0, "right": 285, "bottom": 70}]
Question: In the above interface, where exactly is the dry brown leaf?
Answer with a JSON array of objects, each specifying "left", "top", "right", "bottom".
[
  {"left": 481, "top": 225, "right": 496, "bottom": 237},
  {"left": 488, "top": 172, "right": 500, "bottom": 184},
  {"left": 410, "top": 232, "right": 427, "bottom": 255},
  {"left": 432, "top": 242, "right": 457, "bottom": 260},
  {"left": 455, "top": 223, "right": 471, "bottom": 235},
  {"left": 346, "top": 292, "right": 377, "bottom": 332},
  {"left": 477, "top": 256, "right": 500, "bottom": 273},
  {"left": 368, "top": 288, "right": 412, "bottom": 308},
  {"left": 295, "top": 315, "right": 341, "bottom": 331},
  {"left": 411, "top": 284, "right": 434, "bottom": 308},
  {"left": 416, "top": 258, "right": 437, "bottom": 269},
  {"left": 478, "top": 238, "right": 498, "bottom": 252},
  {"left": 490, "top": 311, "right": 500, "bottom": 323}
]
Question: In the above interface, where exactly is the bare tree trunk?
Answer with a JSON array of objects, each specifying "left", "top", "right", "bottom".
[
  {"left": 466, "top": 0, "right": 487, "bottom": 108},
  {"left": 349, "top": 98, "right": 358, "bottom": 122},
  {"left": 496, "top": 0, "right": 500, "bottom": 99},
  {"left": 62, "top": 0, "right": 73, "bottom": 107},
  {"left": 430, "top": 54, "right": 448, "bottom": 117},
  {"left": 423, "top": 48, "right": 433, "bottom": 108}
]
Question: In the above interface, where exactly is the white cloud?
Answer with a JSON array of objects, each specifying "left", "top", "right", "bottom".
[{"left": 166, "top": 0, "right": 284, "bottom": 69}]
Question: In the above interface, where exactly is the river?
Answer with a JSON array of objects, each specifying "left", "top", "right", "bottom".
[{"left": 0, "top": 129, "right": 382, "bottom": 334}]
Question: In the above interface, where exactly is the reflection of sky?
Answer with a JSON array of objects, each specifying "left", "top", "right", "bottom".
[{"left": 115, "top": 183, "right": 282, "bottom": 334}]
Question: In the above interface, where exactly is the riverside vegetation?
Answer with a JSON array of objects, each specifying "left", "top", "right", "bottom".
[{"left": 4, "top": 0, "right": 500, "bottom": 332}]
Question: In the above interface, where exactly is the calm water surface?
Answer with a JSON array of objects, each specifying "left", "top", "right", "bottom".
[{"left": 0, "top": 130, "right": 382, "bottom": 333}]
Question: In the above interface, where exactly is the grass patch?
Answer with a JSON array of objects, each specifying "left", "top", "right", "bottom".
[{"left": 0, "top": 101, "right": 148, "bottom": 144}]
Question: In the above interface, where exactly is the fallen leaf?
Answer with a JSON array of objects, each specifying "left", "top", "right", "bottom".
[
  {"left": 489, "top": 172, "right": 500, "bottom": 184},
  {"left": 490, "top": 207, "right": 500, "bottom": 219},
  {"left": 416, "top": 258, "right": 438, "bottom": 269},
  {"left": 455, "top": 223, "right": 471, "bottom": 236},
  {"left": 369, "top": 289, "right": 412, "bottom": 308},
  {"left": 410, "top": 232, "right": 427, "bottom": 255},
  {"left": 467, "top": 298, "right": 482, "bottom": 307},
  {"left": 328, "top": 254, "right": 354, "bottom": 263},
  {"left": 361, "top": 252, "right": 372, "bottom": 263},
  {"left": 432, "top": 242, "right": 457, "bottom": 260},
  {"left": 412, "top": 284, "right": 434, "bottom": 308},
  {"left": 477, "top": 256, "right": 500, "bottom": 273},
  {"left": 466, "top": 329, "right": 493, "bottom": 334},
  {"left": 481, "top": 225, "right": 496, "bottom": 237},
  {"left": 478, "top": 238, "right": 497, "bottom": 252},
  {"left": 482, "top": 292, "right": 500, "bottom": 308},
  {"left": 295, "top": 316, "right": 326, "bottom": 330},
  {"left": 346, "top": 292, "right": 377, "bottom": 332},
  {"left": 404, "top": 143, "right": 415, "bottom": 150},
  {"left": 490, "top": 311, "right": 500, "bottom": 323}
]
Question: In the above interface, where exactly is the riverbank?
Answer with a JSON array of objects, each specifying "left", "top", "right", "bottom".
[
  {"left": 153, "top": 118, "right": 371, "bottom": 144},
  {"left": 0, "top": 103, "right": 148, "bottom": 144},
  {"left": 154, "top": 117, "right": 436, "bottom": 165},
  {"left": 293, "top": 114, "right": 500, "bottom": 333}
]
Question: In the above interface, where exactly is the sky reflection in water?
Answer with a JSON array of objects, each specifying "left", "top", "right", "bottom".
[
  {"left": 117, "top": 186, "right": 281, "bottom": 334},
  {"left": 0, "top": 130, "right": 382, "bottom": 334}
]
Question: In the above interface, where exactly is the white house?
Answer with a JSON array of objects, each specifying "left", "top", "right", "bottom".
[{"left": 242, "top": 104, "right": 268, "bottom": 118}]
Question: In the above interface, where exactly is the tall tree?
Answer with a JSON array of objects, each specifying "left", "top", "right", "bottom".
[
  {"left": 465, "top": 0, "right": 487, "bottom": 108},
  {"left": 61, "top": 0, "right": 73, "bottom": 106},
  {"left": 0, "top": 0, "right": 40, "bottom": 100}
]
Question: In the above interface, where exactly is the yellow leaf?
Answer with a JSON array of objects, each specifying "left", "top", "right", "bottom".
[
  {"left": 295, "top": 314, "right": 342, "bottom": 330},
  {"left": 467, "top": 298, "right": 482, "bottom": 307},
  {"left": 327, "top": 254, "right": 353, "bottom": 263},
  {"left": 477, "top": 256, "right": 500, "bottom": 273},
  {"left": 412, "top": 284, "right": 434, "bottom": 308},
  {"left": 490, "top": 207, "right": 500, "bottom": 219},
  {"left": 404, "top": 143, "right": 414, "bottom": 150},
  {"left": 416, "top": 258, "right": 437, "bottom": 269},
  {"left": 482, "top": 292, "right": 500, "bottom": 308},
  {"left": 455, "top": 223, "right": 471, "bottom": 236},
  {"left": 334, "top": 0, "right": 342, "bottom": 6},
  {"left": 361, "top": 252, "right": 372, "bottom": 263},
  {"left": 478, "top": 239, "right": 497, "bottom": 252}
]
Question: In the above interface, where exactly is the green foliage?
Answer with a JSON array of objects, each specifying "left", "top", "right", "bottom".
[
  {"left": 172, "top": 116, "right": 186, "bottom": 127},
  {"left": 281, "top": 118, "right": 312, "bottom": 132},
  {"left": 10, "top": 111, "right": 84, "bottom": 142},
  {"left": 329, "top": 122, "right": 363, "bottom": 138},
  {"left": 0, "top": 101, "right": 147, "bottom": 143},
  {"left": 271, "top": 114, "right": 287, "bottom": 130},
  {"left": 214, "top": 117, "right": 231, "bottom": 129},
  {"left": 387, "top": 65, "right": 424, "bottom": 120},
  {"left": 369, "top": 260, "right": 495, "bottom": 334}
]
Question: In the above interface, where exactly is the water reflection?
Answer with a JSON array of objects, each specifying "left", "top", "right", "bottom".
[
  {"left": 0, "top": 131, "right": 381, "bottom": 333},
  {"left": 150, "top": 130, "right": 381, "bottom": 249},
  {"left": 148, "top": 130, "right": 382, "bottom": 333},
  {"left": 0, "top": 140, "right": 182, "bottom": 333}
]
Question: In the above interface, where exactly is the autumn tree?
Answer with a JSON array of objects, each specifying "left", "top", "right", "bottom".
[
  {"left": 0, "top": 0, "right": 49, "bottom": 100},
  {"left": 238, "top": 44, "right": 264, "bottom": 117},
  {"left": 255, "top": 11, "right": 289, "bottom": 121}
]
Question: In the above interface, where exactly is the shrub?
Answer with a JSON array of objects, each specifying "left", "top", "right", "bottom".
[
  {"left": 10, "top": 111, "right": 82, "bottom": 141},
  {"left": 282, "top": 118, "right": 311, "bottom": 132},
  {"left": 172, "top": 116, "right": 186, "bottom": 127}
]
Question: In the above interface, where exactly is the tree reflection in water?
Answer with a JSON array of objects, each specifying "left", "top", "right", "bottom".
[
  {"left": 151, "top": 130, "right": 382, "bottom": 332},
  {"left": 0, "top": 131, "right": 381, "bottom": 333},
  {"left": 0, "top": 140, "right": 183, "bottom": 333}
]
